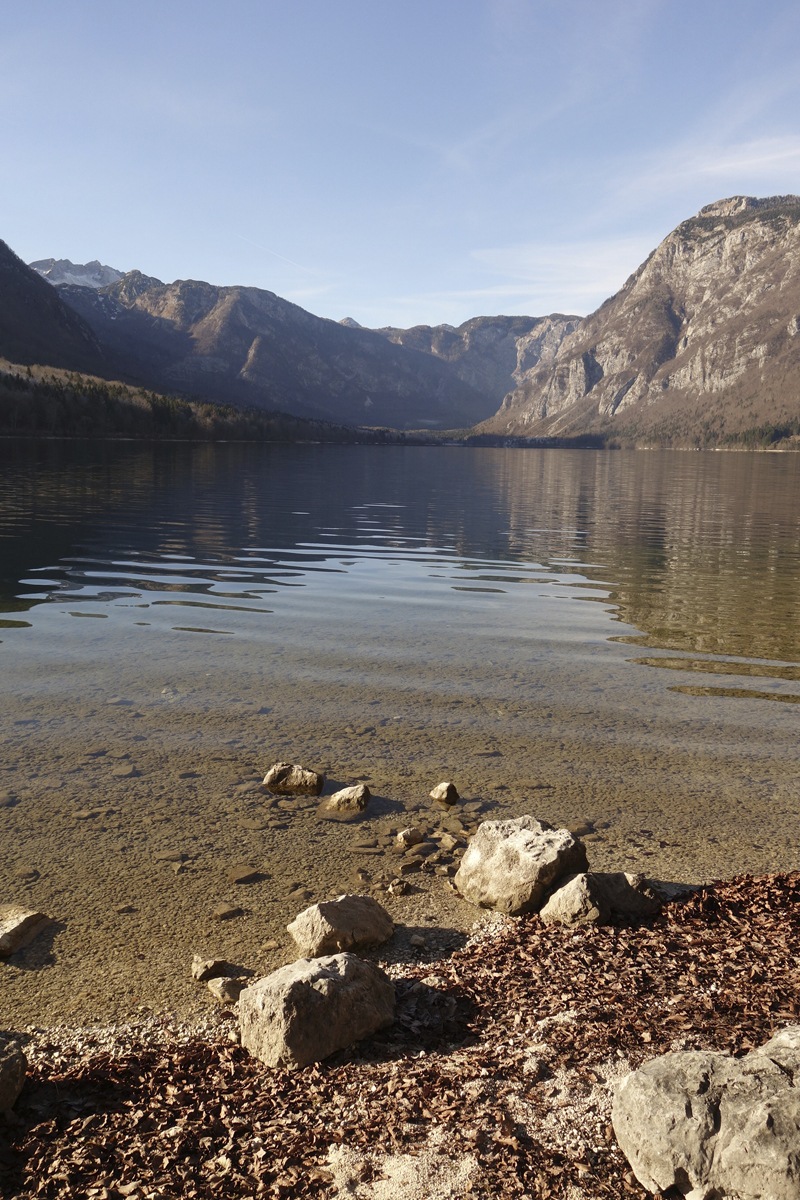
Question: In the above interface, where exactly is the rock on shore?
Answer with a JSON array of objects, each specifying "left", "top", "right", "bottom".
[
  {"left": 239, "top": 953, "right": 395, "bottom": 1069},
  {"left": 454, "top": 815, "right": 587, "bottom": 915},
  {"left": 613, "top": 1026, "right": 800, "bottom": 1199},
  {"left": 287, "top": 894, "right": 394, "bottom": 957}
]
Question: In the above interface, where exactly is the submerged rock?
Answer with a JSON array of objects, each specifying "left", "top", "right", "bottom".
[
  {"left": 454, "top": 815, "right": 587, "bottom": 915},
  {"left": 613, "top": 1026, "right": 800, "bottom": 1200},
  {"left": 287, "top": 894, "right": 394, "bottom": 957},
  {"left": 262, "top": 762, "right": 325, "bottom": 796},
  {"left": 0, "top": 905, "right": 50, "bottom": 957},
  {"left": 239, "top": 953, "right": 395, "bottom": 1069}
]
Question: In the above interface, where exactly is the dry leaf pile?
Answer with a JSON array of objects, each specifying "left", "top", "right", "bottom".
[{"left": 1, "top": 872, "right": 799, "bottom": 1200}]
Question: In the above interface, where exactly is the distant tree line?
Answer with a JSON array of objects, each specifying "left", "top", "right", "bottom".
[{"left": 0, "top": 368, "right": 431, "bottom": 445}]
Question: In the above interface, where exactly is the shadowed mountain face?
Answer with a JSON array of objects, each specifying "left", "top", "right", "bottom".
[
  {"left": 480, "top": 196, "right": 800, "bottom": 445},
  {"left": 375, "top": 314, "right": 581, "bottom": 406},
  {"left": 0, "top": 240, "right": 104, "bottom": 373},
  {"left": 56, "top": 275, "right": 496, "bottom": 429}
]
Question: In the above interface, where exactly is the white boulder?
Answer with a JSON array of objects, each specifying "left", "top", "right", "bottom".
[
  {"left": 454, "top": 815, "right": 587, "bottom": 915},
  {"left": 239, "top": 953, "right": 395, "bottom": 1068},
  {"left": 613, "top": 1026, "right": 800, "bottom": 1200}
]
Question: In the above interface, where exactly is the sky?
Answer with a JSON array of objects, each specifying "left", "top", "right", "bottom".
[{"left": 2, "top": 0, "right": 800, "bottom": 327}]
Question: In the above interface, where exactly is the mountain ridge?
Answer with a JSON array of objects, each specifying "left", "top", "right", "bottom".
[{"left": 478, "top": 195, "right": 800, "bottom": 445}]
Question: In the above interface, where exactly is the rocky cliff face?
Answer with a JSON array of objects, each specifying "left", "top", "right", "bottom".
[
  {"left": 479, "top": 196, "right": 800, "bottom": 443},
  {"left": 0, "top": 241, "right": 104, "bottom": 372},
  {"left": 59, "top": 275, "right": 495, "bottom": 429},
  {"left": 376, "top": 314, "right": 581, "bottom": 406}
]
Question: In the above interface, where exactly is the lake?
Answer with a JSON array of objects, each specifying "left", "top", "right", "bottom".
[{"left": 1, "top": 441, "right": 799, "bottom": 1024}]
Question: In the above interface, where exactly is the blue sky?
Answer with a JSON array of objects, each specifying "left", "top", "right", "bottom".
[{"left": 3, "top": 0, "right": 800, "bottom": 326}]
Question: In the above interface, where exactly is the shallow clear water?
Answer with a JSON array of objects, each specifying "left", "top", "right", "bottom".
[{"left": 2, "top": 441, "right": 800, "bottom": 1024}]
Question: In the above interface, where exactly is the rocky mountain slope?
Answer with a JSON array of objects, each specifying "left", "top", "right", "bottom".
[
  {"left": 56, "top": 274, "right": 495, "bottom": 429},
  {"left": 374, "top": 314, "right": 581, "bottom": 406},
  {"left": 30, "top": 257, "right": 123, "bottom": 288},
  {"left": 479, "top": 196, "right": 800, "bottom": 444},
  {"left": 0, "top": 240, "right": 104, "bottom": 373}
]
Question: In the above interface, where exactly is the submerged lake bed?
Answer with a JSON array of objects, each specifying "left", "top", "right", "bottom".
[{"left": 1, "top": 441, "right": 799, "bottom": 1026}]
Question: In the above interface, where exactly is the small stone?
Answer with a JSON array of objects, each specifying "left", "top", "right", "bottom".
[
  {"left": 0, "top": 1037, "right": 27, "bottom": 1112},
  {"left": 263, "top": 762, "right": 324, "bottom": 796},
  {"left": 115, "top": 904, "right": 136, "bottom": 914},
  {"left": 240, "top": 818, "right": 268, "bottom": 830},
  {"left": 387, "top": 879, "right": 411, "bottom": 896},
  {"left": 397, "top": 827, "right": 424, "bottom": 848},
  {"left": 208, "top": 976, "right": 246, "bottom": 1004},
  {"left": 0, "top": 906, "right": 49, "bottom": 957},
  {"left": 0, "top": 791, "right": 18, "bottom": 808},
  {"left": 192, "top": 955, "right": 229, "bottom": 982},
  {"left": 153, "top": 850, "right": 186, "bottom": 863},
  {"left": 262, "top": 939, "right": 281, "bottom": 951},
  {"left": 227, "top": 865, "right": 260, "bottom": 885},
  {"left": 399, "top": 858, "right": 423, "bottom": 874},
  {"left": 288, "top": 887, "right": 313, "bottom": 902},
  {"left": 567, "top": 820, "right": 594, "bottom": 837},
  {"left": 171, "top": 861, "right": 185, "bottom": 875},
  {"left": 212, "top": 902, "right": 242, "bottom": 921},
  {"left": 438, "top": 833, "right": 462, "bottom": 852},
  {"left": 318, "top": 784, "right": 371, "bottom": 820},
  {"left": 429, "top": 781, "right": 459, "bottom": 807},
  {"left": 407, "top": 841, "right": 437, "bottom": 858},
  {"left": 409, "top": 934, "right": 427, "bottom": 949}
]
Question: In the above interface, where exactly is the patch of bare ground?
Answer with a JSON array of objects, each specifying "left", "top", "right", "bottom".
[{"left": 2, "top": 873, "right": 799, "bottom": 1199}]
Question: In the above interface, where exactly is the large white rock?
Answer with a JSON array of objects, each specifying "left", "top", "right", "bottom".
[
  {"left": 239, "top": 953, "right": 395, "bottom": 1068},
  {"left": 0, "top": 1036, "right": 26, "bottom": 1112},
  {"left": 0, "top": 905, "right": 49, "bottom": 957},
  {"left": 612, "top": 1026, "right": 800, "bottom": 1200},
  {"left": 539, "top": 871, "right": 661, "bottom": 926},
  {"left": 287, "top": 894, "right": 394, "bottom": 957},
  {"left": 454, "top": 815, "right": 587, "bottom": 915}
]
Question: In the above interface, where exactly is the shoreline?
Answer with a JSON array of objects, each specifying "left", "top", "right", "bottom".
[{"left": 2, "top": 870, "right": 799, "bottom": 1199}]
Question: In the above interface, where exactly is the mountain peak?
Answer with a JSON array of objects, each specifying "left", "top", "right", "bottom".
[{"left": 30, "top": 257, "right": 124, "bottom": 289}]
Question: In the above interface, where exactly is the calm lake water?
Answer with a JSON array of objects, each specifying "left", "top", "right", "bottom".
[{"left": 2, "top": 441, "right": 800, "bottom": 1023}]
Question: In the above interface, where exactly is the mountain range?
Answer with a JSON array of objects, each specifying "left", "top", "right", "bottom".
[
  {"left": 21, "top": 255, "right": 576, "bottom": 430},
  {"left": 6, "top": 194, "right": 800, "bottom": 445}
]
